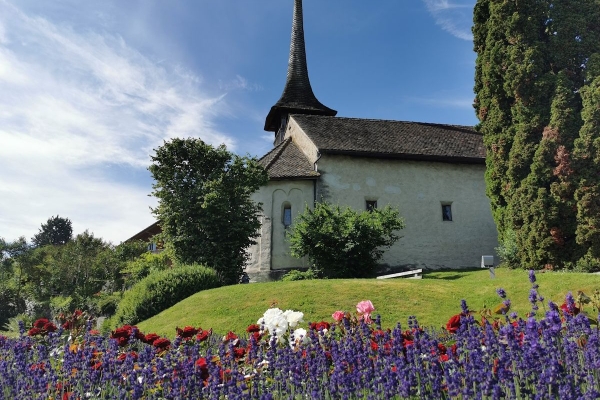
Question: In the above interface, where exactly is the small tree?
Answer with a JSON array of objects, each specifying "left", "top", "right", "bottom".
[
  {"left": 149, "top": 138, "right": 268, "bottom": 285},
  {"left": 288, "top": 203, "right": 404, "bottom": 278},
  {"left": 32, "top": 216, "right": 73, "bottom": 247}
]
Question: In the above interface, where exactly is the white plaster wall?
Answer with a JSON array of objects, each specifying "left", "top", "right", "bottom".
[
  {"left": 247, "top": 180, "right": 314, "bottom": 274},
  {"left": 285, "top": 117, "right": 319, "bottom": 163},
  {"left": 316, "top": 155, "right": 498, "bottom": 269}
]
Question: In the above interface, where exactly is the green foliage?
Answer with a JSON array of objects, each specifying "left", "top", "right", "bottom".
[
  {"left": 149, "top": 138, "right": 268, "bottom": 285},
  {"left": 49, "top": 295, "right": 73, "bottom": 316},
  {"left": 111, "top": 263, "right": 221, "bottom": 327},
  {"left": 281, "top": 269, "right": 320, "bottom": 282},
  {"left": 474, "top": 0, "right": 600, "bottom": 268},
  {"left": 1, "top": 313, "right": 33, "bottom": 334},
  {"left": 288, "top": 203, "right": 404, "bottom": 279},
  {"left": 92, "top": 292, "right": 122, "bottom": 316},
  {"left": 121, "top": 251, "right": 172, "bottom": 289},
  {"left": 495, "top": 229, "right": 519, "bottom": 268},
  {"left": 31, "top": 215, "right": 73, "bottom": 247}
]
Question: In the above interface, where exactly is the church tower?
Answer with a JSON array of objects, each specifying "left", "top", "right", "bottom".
[{"left": 264, "top": 0, "right": 337, "bottom": 144}]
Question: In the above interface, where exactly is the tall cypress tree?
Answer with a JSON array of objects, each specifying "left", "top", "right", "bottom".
[
  {"left": 474, "top": 0, "right": 600, "bottom": 269},
  {"left": 573, "top": 55, "right": 600, "bottom": 267},
  {"left": 473, "top": 0, "right": 521, "bottom": 241}
]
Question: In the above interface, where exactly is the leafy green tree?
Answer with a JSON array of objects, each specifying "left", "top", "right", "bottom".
[
  {"left": 32, "top": 215, "right": 73, "bottom": 247},
  {"left": 0, "top": 237, "right": 29, "bottom": 325},
  {"left": 288, "top": 203, "right": 404, "bottom": 279},
  {"left": 474, "top": 0, "right": 600, "bottom": 269},
  {"left": 149, "top": 138, "right": 268, "bottom": 285}
]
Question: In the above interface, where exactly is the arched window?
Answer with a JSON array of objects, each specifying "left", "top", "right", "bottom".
[{"left": 283, "top": 203, "right": 292, "bottom": 228}]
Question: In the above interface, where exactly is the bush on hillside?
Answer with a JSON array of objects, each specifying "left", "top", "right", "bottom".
[
  {"left": 289, "top": 202, "right": 404, "bottom": 278},
  {"left": 111, "top": 264, "right": 221, "bottom": 327},
  {"left": 281, "top": 269, "right": 320, "bottom": 281},
  {"left": 121, "top": 251, "right": 172, "bottom": 289}
]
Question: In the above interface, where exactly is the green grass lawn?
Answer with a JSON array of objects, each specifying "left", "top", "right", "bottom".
[{"left": 137, "top": 268, "right": 600, "bottom": 338}]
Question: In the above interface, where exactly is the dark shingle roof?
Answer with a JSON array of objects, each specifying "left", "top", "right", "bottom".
[
  {"left": 264, "top": 0, "right": 336, "bottom": 132},
  {"left": 291, "top": 114, "right": 485, "bottom": 163},
  {"left": 258, "top": 138, "right": 320, "bottom": 179}
]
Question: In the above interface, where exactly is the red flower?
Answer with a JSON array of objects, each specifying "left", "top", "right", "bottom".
[
  {"left": 143, "top": 333, "right": 160, "bottom": 345},
  {"left": 560, "top": 302, "right": 580, "bottom": 316},
  {"left": 153, "top": 338, "right": 171, "bottom": 351},
  {"left": 224, "top": 331, "right": 238, "bottom": 342},
  {"left": 446, "top": 314, "right": 462, "bottom": 334},
  {"left": 196, "top": 330, "right": 210, "bottom": 342},
  {"left": 195, "top": 357, "right": 210, "bottom": 380},
  {"left": 246, "top": 324, "right": 261, "bottom": 333},
  {"left": 43, "top": 322, "right": 57, "bottom": 333},
  {"left": 233, "top": 347, "right": 246, "bottom": 359},
  {"left": 176, "top": 326, "right": 199, "bottom": 339},
  {"left": 28, "top": 327, "right": 42, "bottom": 337},
  {"left": 91, "top": 362, "right": 103, "bottom": 371},
  {"left": 310, "top": 321, "right": 331, "bottom": 331},
  {"left": 438, "top": 343, "right": 447, "bottom": 354},
  {"left": 370, "top": 340, "right": 379, "bottom": 351},
  {"left": 33, "top": 318, "right": 50, "bottom": 329},
  {"left": 372, "top": 329, "right": 386, "bottom": 340},
  {"left": 117, "top": 352, "right": 138, "bottom": 362},
  {"left": 30, "top": 362, "right": 46, "bottom": 373}
]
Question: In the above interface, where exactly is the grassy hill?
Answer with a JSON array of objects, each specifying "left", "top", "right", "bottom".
[{"left": 137, "top": 268, "right": 600, "bottom": 338}]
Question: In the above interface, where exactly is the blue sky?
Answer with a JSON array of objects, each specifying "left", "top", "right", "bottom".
[{"left": 0, "top": 0, "right": 477, "bottom": 244}]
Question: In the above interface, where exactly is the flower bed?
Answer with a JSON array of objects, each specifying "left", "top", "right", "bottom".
[{"left": 1, "top": 271, "right": 600, "bottom": 399}]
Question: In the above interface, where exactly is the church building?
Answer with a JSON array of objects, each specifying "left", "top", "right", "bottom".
[{"left": 246, "top": 0, "right": 498, "bottom": 281}]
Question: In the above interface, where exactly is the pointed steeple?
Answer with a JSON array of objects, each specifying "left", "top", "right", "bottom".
[{"left": 264, "top": 0, "right": 337, "bottom": 133}]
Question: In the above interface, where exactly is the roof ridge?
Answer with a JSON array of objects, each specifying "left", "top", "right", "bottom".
[{"left": 290, "top": 114, "right": 478, "bottom": 132}]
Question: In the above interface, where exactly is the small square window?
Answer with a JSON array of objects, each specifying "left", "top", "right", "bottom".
[
  {"left": 442, "top": 204, "right": 452, "bottom": 221},
  {"left": 366, "top": 200, "right": 377, "bottom": 211}
]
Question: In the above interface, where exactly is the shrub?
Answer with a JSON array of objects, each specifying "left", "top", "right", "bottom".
[
  {"left": 495, "top": 228, "right": 519, "bottom": 268},
  {"left": 49, "top": 295, "right": 73, "bottom": 316},
  {"left": 281, "top": 269, "right": 320, "bottom": 281},
  {"left": 289, "top": 203, "right": 404, "bottom": 278},
  {"left": 111, "top": 264, "right": 221, "bottom": 327},
  {"left": 121, "top": 251, "right": 172, "bottom": 289},
  {"left": 92, "top": 292, "right": 122, "bottom": 316}
]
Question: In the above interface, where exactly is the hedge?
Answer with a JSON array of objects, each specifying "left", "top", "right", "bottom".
[{"left": 110, "top": 264, "right": 221, "bottom": 328}]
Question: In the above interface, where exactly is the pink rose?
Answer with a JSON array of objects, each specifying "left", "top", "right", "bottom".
[
  {"left": 361, "top": 313, "right": 373, "bottom": 324},
  {"left": 356, "top": 300, "right": 375, "bottom": 314},
  {"left": 332, "top": 311, "right": 345, "bottom": 322}
]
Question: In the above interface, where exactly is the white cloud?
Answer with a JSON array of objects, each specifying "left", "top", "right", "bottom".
[
  {"left": 0, "top": 1, "right": 234, "bottom": 243},
  {"left": 422, "top": 0, "right": 474, "bottom": 41}
]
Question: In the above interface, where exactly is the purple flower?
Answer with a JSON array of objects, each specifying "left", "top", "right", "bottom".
[
  {"left": 496, "top": 288, "right": 507, "bottom": 299},
  {"left": 528, "top": 270, "right": 536, "bottom": 284}
]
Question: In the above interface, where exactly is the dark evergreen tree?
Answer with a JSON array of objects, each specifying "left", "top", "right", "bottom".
[
  {"left": 32, "top": 215, "right": 73, "bottom": 247},
  {"left": 474, "top": 0, "right": 600, "bottom": 268},
  {"left": 573, "top": 56, "right": 600, "bottom": 268}
]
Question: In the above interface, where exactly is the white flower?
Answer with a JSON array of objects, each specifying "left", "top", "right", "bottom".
[
  {"left": 289, "top": 328, "right": 310, "bottom": 348},
  {"left": 283, "top": 310, "right": 304, "bottom": 328}
]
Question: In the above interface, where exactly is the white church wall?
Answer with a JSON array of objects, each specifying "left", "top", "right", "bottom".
[
  {"left": 315, "top": 154, "right": 498, "bottom": 269},
  {"left": 247, "top": 180, "right": 314, "bottom": 279}
]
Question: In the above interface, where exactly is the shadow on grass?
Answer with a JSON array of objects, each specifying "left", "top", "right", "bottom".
[{"left": 423, "top": 267, "right": 483, "bottom": 281}]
